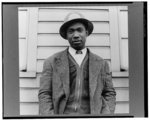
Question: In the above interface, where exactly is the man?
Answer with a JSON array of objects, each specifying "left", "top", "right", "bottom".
[{"left": 38, "top": 12, "right": 116, "bottom": 115}]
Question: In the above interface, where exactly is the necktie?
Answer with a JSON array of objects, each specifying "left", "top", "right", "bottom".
[{"left": 76, "top": 50, "right": 83, "bottom": 54}]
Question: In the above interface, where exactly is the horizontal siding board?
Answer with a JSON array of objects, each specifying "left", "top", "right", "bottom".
[
  {"left": 112, "top": 78, "right": 129, "bottom": 87},
  {"left": 20, "top": 88, "right": 39, "bottom": 102},
  {"left": 115, "top": 88, "right": 129, "bottom": 102},
  {"left": 112, "top": 72, "right": 129, "bottom": 77},
  {"left": 115, "top": 102, "right": 129, "bottom": 113},
  {"left": 39, "top": 9, "right": 109, "bottom": 21},
  {"left": 37, "top": 46, "right": 110, "bottom": 60},
  {"left": 19, "top": 71, "right": 36, "bottom": 77},
  {"left": 20, "top": 76, "right": 128, "bottom": 88},
  {"left": 20, "top": 102, "right": 39, "bottom": 115},
  {"left": 20, "top": 87, "right": 129, "bottom": 102},
  {"left": 37, "top": 47, "right": 66, "bottom": 59},
  {"left": 87, "top": 34, "right": 110, "bottom": 46},
  {"left": 20, "top": 102, "right": 129, "bottom": 115},
  {"left": 38, "top": 34, "right": 110, "bottom": 46},
  {"left": 20, "top": 77, "right": 40, "bottom": 88},
  {"left": 38, "top": 22, "right": 109, "bottom": 34},
  {"left": 83, "top": 47, "right": 110, "bottom": 59},
  {"left": 36, "top": 59, "right": 111, "bottom": 73},
  {"left": 38, "top": 34, "right": 69, "bottom": 46}
]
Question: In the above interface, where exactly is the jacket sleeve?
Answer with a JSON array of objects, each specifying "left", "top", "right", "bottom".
[
  {"left": 101, "top": 61, "right": 116, "bottom": 114},
  {"left": 38, "top": 58, "right": 54, "bottom": 115}
]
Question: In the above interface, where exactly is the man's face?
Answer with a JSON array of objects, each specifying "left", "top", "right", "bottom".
[{"left": 66, "top": 22, "right": 88, "bottom": 50}]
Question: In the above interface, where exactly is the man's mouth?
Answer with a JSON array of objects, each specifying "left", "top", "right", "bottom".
[{"left": 73, "top": 40, "right": 82, "bottom": 44}]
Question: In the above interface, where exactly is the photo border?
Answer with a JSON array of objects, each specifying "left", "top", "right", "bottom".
[{"left": 2, "top": 2, "right": 148, "bottom": 118}]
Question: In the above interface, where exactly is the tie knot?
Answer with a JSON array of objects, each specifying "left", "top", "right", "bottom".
[{"left": 76, "top": 50, "right": 83, "bottom": 54}]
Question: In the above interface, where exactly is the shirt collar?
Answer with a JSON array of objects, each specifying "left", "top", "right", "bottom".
[{"left": 68, "top": 46, "right": 87, "bottom": 56}]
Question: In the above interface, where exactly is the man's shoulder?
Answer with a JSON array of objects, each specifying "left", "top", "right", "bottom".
[
  {"left": 44, "top": 49, "right": 67, "bottom": 63},
  {"left": 89, "top": 50, "right": 104, "bottom": 62},
  {"left": 89, "top": 50, "right": 110, "bottom": 69}
]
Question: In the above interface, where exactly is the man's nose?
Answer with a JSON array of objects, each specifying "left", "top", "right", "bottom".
[{"left": 73, "top": 32, "right": 80, "bottom": 39}]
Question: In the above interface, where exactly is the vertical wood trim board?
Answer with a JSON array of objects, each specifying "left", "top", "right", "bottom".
[
  {"left": 26, "top": 8, "right": 38, "bottom": 72},
  {"left": 109, "top": 7, "right": 121, "bottom": 71}
]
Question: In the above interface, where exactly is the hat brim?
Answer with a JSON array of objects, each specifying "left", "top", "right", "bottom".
[{"left": 59, "top": 18, "right": 93, "bottom": 39}]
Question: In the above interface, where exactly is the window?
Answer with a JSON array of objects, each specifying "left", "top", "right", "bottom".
[{"left": 19, "top": 8, "right": 38, "bottom": 77}]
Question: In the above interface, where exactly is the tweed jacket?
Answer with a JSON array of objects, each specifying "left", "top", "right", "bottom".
[{"left": 38, "top": 48, "right": 116, "bottom": 115}]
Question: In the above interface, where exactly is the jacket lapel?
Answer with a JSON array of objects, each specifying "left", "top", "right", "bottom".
[
  {"left": 89, "top": 49, "right": 101, "bottom": 99},
  {"left": 55, "top": 48, "right": 70, "bottom": 98}
]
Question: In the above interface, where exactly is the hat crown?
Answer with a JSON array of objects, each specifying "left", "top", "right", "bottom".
[
  {"left": 60, "top": 12, "right": 93, "bottom": 39},
  {"left": 64, "top": 12, "right": 85, "bottom": 23}
]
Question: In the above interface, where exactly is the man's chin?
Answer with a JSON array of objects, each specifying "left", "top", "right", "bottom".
[{"left": 73, "top": 46, "right": 84, "bottom": 50}]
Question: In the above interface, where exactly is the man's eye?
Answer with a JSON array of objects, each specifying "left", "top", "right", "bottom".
[
  {"left": 77, "top": 28, "right": 83, "bottom": 32},
  {"left": 67, "top": 29, "right": 73, "bottom": 34}
]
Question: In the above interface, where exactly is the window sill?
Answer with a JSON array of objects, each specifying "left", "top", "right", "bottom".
[
  {"left": 112, "top": 72, "right": 129, "bottom": 77},
  {"left": 19, "top": 72, "right": 36, "bottom": 78}
]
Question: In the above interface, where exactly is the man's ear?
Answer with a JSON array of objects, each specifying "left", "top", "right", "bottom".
[{"left": 86, "top": 30, "right": 89, "bottom": 36}]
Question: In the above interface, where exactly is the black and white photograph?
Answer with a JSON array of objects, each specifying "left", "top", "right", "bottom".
[
  {"left": 2, "top": 2, "right": 148, "bottom": 118},
  {"left": 18, "top": 5, "right": 129, "bottom": 115}
]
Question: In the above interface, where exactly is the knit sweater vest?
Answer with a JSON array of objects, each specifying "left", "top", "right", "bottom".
[{"left": 64, "top": 52, "right": 90, "bottom": 114}]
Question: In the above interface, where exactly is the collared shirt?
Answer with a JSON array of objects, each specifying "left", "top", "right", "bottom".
[{"left": 68, "top": 47, "right": 87, "bottom": 66}]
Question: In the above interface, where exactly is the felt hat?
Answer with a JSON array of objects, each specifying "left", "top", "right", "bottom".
[{"left": 59, "top": 12, "right": 94, "bottom": 39}]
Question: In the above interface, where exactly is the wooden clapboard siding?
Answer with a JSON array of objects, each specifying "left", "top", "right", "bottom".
[
  {"left": 20, "top": 71, "right": 36, "bottom": 77},
  {"left": 36, "top": 59, "right": 111, "bottom": 73},
  {"left": 115, "top": 102, "right": 129, "bottom": 113},
  {"left": 38, "top": 34, "right": 69, "bottom": 46},
  {"left": 37, "top": 47, "right": 110, "bottom": 60},
  {"left": 112, "top": 78, "right": 129, "bottom": 87},
  {"left": 115, "top": 88, "right": 129, "bottom": 102},
  {"left": 20, "top": 102, "right": 129, "bottom": 115},
  {"left": 112, "top": 72, "right": 128, "bottom": 77},
  {"left": 20, "top": 88, "right": 129, "bottom": 103},
  {"left": 38, "top": 9, "right": 109, "bottom": 21},
  {"left": 20, "top": 75, "right": 129, "bottom": 88},
  {"left": 36, "top": 60, "right": 46, "bottom": 73},
  {"left": 20, "top": 88, "right": 38, "bottom": 102},
  {"left": 20, "top": 77, "right": 40, "bottom": 88},
  {"left": 37, "top": 47, "right": 66, "bottom": 59},
  {"left": 19, "top": 86, "right": 129, "bottom": 102},
  {"left": 20, "top": 102, "right": 39, "bottom": 115},
  {"left": 37, "top": 59, "right": 112, "bottom": 73},
  {"left": 37, "top": 34, "right": 110, "bottom": 46},
  {"left": 38, "top": 22, "right": 109, "bottom": 34}
]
